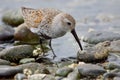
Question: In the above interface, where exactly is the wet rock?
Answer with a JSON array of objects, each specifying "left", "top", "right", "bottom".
[
  {"left": 77, "top": 64, "right": 106, "bottom": 77},
  {"left": 110, "top": 40, "right": 120, "bottom": 53},
  {"left": 68, "top": 63, "right": 78, "bottom": 69},
  {"left": 103, "top": 71, "right": 120, "bottom": 80},
  {"left": 107, "top": 54, "right": 119, "bottom": 62},
  {"left": 28, "top": 74, "right": 46, "bottom": 80},
  {"left": 77, "top": 41, "right": 110, "bottom": 62},
  {"left": 83, "top": 31, "right": 120, "bottom": 44},
  {"left": 0, "top": 47, "right": 4, "bottom": 52},
  {"left": 55, "top": 67, "right": 73, "bottom": 77},
  {"left": 0, "top": 47, "right": 3, "bottom": 51},
  {"left": 62, "top": 78, "right": 69, "bottom": 80},
  {"left": 0, "top": 25, "right": 14, "bottom": 43},
  {"left": 14, "top": 73, "right": 26, "bottom": 80},
  {"left": 19, "top": 58, "right": 35, "bottom": 64},
  {"left": 28, "top": 74, "right": 55, "bottom": 80},
  {"left": 107, "top": 62, "right": 120, "bottom": 69},
  {"left": 107, "top": 54, "right": 120, "bottom": 69},
  {"left": 57, "top": 61, "right": 73, "bottom": 68},
  {"left": 67, "top": 69, "right": 80, "bottom": 80},
  {"left": 0, "top": 65, "right": 22, "bottom": 77},
  {"left": 18, "top": 63, "right": 50, "bottom": 75},
  {"left": 0, "top": 45, "right": 34, "bottom": 62},
  {"left": 103, "top": 40, "right": 120, "bottom": 69},
  {"left": 114, "top": 77, "right": 120, "bottom": 80},
  {"left": 0, "top": 59, "right": 10, "bottom": 65},
  {"left": 14, "top": 23, "right": 39, "bottom": 44},
  {"left": 46, "top": 66, "right": 58, "bottom": 75},
  {"left": 55, "top": 76, "right": 64, "bottom": 80},
  {"left": 2, "top": 9, "right": 24, "bottom": 27},
  {"left": 42, "top": 75, "right": 56, "bottom": 80}
]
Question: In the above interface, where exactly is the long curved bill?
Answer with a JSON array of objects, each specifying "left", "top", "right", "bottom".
[{"left": 71, "top": 29, "right": 83, "bottom": 50}]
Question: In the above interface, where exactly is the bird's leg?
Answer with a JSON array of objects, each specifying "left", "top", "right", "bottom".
[
  {"left": 49, "top": 39, "right": 56, "bottom": 58},
  {"left": 39, "top": 39, "right": 45, "bottom": 56}
]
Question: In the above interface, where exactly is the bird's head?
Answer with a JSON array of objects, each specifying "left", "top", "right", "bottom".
[
  {"left": 53, "top": 13, "right": 83, "bottom": 50},
  {"left": 53, "top": 13, "right": 76, "bottom": 32}
]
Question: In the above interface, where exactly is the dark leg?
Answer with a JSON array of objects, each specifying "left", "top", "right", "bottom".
[
  {"left": 49, "top": 39, "right": 56, "bottom": 58},
  {"left": 39, "top": 39, "right": 45, "bottom": 55}
]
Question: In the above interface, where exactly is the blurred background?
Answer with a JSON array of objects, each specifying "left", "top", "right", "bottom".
[{"left": 0, "top": 0, "right": 120, "bottom": 60}]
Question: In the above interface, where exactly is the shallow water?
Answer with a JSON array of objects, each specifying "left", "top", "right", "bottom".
[{"left": 0, "top": 0, "right": 120, "bottom": 60}]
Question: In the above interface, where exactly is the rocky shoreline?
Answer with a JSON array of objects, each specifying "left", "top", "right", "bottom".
[{"left": 0, "top": 9, "right": 120, "bottom": 80}]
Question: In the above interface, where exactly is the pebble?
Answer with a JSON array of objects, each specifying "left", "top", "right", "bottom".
[
  {"left": 77, "top": 64, "right": 106, "bottom": 77},
  {"left": 57, "top": 61, "right": 73, "bottom": 68},
  {"left": 18, "top": 63, "right": 50, "bottom": 75},
  {"left": 2, "top": 9, "right": 24, "bottom": 27},
  {"left": 0, "top": 25, "right": 14, "bottom": 43},
  {"left": 55, "top": 67, "right": 73, "bottom": 77},
  {"left": 0, "top": 45, "right": 34, "bottom": 62},
  {"left": 114, "top": 77, "right": 120, "bottom": 80},
  {"left": 28, "top": 74, "right": 56, "bottom": 80},
  {"left": 0, "top": 65, "right": 22, "bottom": 77},
  {"left": 14, "top": 73, "right": 26, "bottom": 80},
  {"left": 77, "top": 41, "right": 110, "bottom": 62},
  {"left": 28, "top": 74, "right": 47, "bottom": 80},
  {"left": 19, "top": 58, "right": 35, "bottom": 64},
  {"left": 42, "top": 75, "right": 56, "bottom": 80},
  {"left": 107, "top": 54, "right": 120, "bottom": 69},
  {"left": 110, "top": 40, "right": 120, "bottom": 53},
  {"left": 107, "top": 62, "right": 120, "bottom": 69},
  {"left": 0, "top": 59, "right": 11, "bottom": 65},
  {"left": 82, "top": 31, "right": 120, "bottom": 44},
  {"left": 67, "top": 69, "right": 80, "bottom": 80},
  {"left": 103, "top": 69, "right": 120, "bottom": 80}
]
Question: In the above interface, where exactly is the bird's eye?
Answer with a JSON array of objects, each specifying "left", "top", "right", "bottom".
[{"left": 67, "top": 22, "right": 71, "bottom": 26}]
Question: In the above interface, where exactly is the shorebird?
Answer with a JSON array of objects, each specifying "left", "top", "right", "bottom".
[{"left": 21, "top": 7, "right": 83, "bottom": 57}]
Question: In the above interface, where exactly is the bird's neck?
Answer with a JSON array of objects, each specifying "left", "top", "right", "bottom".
[{"left": 51, "top": 22, "right": 67, "bottom": 38}]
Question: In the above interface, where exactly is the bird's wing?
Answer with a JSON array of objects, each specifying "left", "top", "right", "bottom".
[
  {"left": 38, "top": 8, "right": 62, "bottom": 27},
  {"left": 21, "top": 7, "right": 43, "bottom": 28},
  {"left": 36, "top": 8, "right": 62, "bottom": 38},
  {"left": 21, "top": 7, "right": 62, "bottom": 38}
]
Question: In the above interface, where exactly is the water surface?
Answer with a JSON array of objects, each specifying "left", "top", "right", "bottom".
[{"left": 0, "top": 0, "right": 120, "bottom": 60}]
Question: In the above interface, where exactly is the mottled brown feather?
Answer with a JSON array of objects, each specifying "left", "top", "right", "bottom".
[{"left": 22, "top": 7, "right": 43, "bottom": 28}]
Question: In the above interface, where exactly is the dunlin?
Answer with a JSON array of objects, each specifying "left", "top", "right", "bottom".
[{"left": 21, "top": 7, "right": 83, "bottom": 57}]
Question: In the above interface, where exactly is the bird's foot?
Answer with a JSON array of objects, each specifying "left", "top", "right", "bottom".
[{"left": 52, "top": 54, "right": 57, "bottom": 59}]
